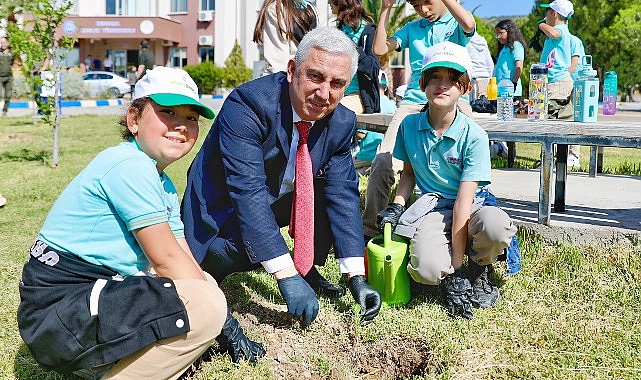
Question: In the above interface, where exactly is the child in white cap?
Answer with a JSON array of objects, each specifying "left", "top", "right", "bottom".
[
  {"left": 376, "top": 41, "right": 517, "bottom": 319},
  {"left": 17, "top": 67, "right": 227, "bottom": 379}
]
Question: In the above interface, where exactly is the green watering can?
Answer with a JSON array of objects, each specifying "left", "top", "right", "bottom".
[{"left": 366, "top": 223, "right": 411, "bottom": 306}]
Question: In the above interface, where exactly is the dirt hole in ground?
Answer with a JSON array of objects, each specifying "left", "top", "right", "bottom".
[{"left": 349, "top": 335, "right": 431, "bottom": 379}]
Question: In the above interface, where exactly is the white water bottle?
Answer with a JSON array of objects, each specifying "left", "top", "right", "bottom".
[{"left": 497, "top": 76, "right": 514, "bottom": 121}]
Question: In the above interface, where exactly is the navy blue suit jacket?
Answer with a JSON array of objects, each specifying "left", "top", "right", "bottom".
[{"left": 182, "top": 73, "right": 364, "bottom": 265}]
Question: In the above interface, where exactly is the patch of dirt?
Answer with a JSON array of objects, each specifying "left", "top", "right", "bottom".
[{"left": 232, "top": 301, "right": 432, "bottom": 380}]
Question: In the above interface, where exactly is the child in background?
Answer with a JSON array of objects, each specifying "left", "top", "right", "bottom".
[
  {"left": 494, "top": 19, "right": 527, "bottom": 103},
  {"left": 378, "top": 70, "right": 397, "bottom": 114},
  {"left": 252, "top": 0, "right": 318, "bottom": 76},
  {"left": 363, "top": 0, "right": 476, "bottom": 241},
  {"left": 127, "top": 65, "right": 137, "bottom": 98},
  {"left": 538, "top": 0, "right": 574, "bottom": 120},
  {"left": 17, "top": 67, "right": 227, "bottom": 379},
  {"left": 377, "top": 42, "right": 516, "bottom": 319}
]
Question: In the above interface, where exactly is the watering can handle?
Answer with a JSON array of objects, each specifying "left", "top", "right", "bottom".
[{"left": 383, "top": 222, "right": 392, "bottom": 248}]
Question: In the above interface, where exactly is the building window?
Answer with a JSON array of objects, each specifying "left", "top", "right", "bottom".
[
  {"left": 201, "top": 0, "right": 215, "bottom": 11},
  {"left": 199, "top": 47, "right": 214, "bottom": 63},
  {"left": 171, "top": 0, "right": 188, "bottom": 12},
  {"left": 169, "top": 47, "right": 187, "bottom": 68}
]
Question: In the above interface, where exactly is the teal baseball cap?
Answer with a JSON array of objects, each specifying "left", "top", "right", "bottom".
[{"left": 134, "top": 66, "right": 215, "bottom": 119}]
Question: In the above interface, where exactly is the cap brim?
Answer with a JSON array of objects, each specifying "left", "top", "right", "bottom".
[
  {"left": 422, "top": 61, "right": 467, "bottom": 74},
  {"left": 149, "top": 93, "right": 216, "bottom": 119}
]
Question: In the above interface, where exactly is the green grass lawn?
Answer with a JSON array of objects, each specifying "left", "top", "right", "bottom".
[{"left": 1, "top": 115, "right": 640, "bottom": 379}]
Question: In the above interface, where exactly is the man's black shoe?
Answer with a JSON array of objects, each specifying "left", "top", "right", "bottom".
[
  {"left": 468, "top": 261, "right": 500, "bottom": 309},
  {"left": 304, "top": 266, "right": 344, "bottom": 298}
]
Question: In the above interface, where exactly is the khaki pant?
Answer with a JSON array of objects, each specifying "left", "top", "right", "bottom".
[
  {"left": 407, "top": 206, "right": 516, "bottom": 285},
  {"left": 362, "top": 100, "right": 473, "bottom": 238},
  {"left": 103, "top": 273, "right": 227, "bottom": 380},
  {"left": 340, "top": 93, "right": 364, "bottom": 114},
  {"left": 548, "top": 76, "right": 579, "bottom": 158}
]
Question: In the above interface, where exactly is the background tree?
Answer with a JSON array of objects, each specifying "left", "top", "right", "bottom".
[
  {"left": 1, "top": 0, "right": 76, "bottom": 167},
  {"left": 223, "top": 40, "right": 252, "bottom": 89}
]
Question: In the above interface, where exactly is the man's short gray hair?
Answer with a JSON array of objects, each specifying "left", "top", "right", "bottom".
[{"left": 294, "top": 26, "right": 358, "bottom": 77}]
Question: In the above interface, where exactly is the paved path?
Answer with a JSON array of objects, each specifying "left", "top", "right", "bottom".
[{"left": 491, "top": 168, "right": 641, "bottom": 246}]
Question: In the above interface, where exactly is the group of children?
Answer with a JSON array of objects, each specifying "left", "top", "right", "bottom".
[{"left": 18, "top": 0, "right": 583, "bottom": 377}]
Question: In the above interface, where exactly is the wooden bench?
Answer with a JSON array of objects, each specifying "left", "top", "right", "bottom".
[{"left": 356, "top": 113, "right": 641, "bottom": 225}]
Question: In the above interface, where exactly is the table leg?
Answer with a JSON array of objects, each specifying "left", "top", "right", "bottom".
[
  {"left": 507, "top": 141, "right": 516, "bottom": 168},
  {"left": 554, "top": 144, "right": 568, "bottom": 212},
  {"left": 539, "top": 142, "right": 554, "bottom": 225}
]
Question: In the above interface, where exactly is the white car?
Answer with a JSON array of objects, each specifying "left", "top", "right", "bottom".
[{"left": 82, "top": 71, "right": 131, "bottom": 98}]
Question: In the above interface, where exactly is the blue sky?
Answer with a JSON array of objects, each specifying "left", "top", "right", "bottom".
[{"left": 462, "top": 0, "right": 538, "bottom": 18}]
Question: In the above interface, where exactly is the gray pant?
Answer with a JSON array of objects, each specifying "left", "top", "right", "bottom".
[{"left": 399, "top": 196, "right": 516, "bottom": 285}]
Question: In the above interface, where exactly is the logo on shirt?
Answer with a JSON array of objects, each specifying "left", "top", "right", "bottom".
[{"left": 446, "top": 156, "right": 462, "bottom": 165}]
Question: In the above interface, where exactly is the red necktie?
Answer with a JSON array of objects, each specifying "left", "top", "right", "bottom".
[{"left": 290, "top": 121, "right": 314, "bottom": 276}]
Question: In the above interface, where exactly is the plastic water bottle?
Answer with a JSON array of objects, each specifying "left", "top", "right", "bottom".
[
  {"left": 497, "top": 76, "right": 514, "bottom": 121},
  {"left": 573, "top": 55, "right": 599, "bottom": 123},
  {"left": 528, "top": 64, "right": 548, "bottom": 122},
  {"left": 487, "top": 77, "right": 498, "bottom": 101},
  {"left": 602, "top": 71, "right": 617, "bottom": 115}
]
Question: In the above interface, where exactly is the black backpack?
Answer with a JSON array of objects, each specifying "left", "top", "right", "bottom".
[{"left": 356, "top": 23, "right": 381, "bottom": 114}]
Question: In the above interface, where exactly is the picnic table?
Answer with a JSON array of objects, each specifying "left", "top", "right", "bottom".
[{"left": 356, "top": 113, "right": 641, "bottom": 226}]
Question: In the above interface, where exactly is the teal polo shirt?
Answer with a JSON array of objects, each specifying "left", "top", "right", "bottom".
[
  {"left": 494, "top": 40, "right": 525, "bottom": 97},
  {"left": 391, "top": 12, "right": 474, "bottom": 105},
  {"left": 393, "top": 110, "right": 491, "bottom": 199},
  {"left": 540, "top": 23, "right": 572, "bottom": 83},
  {"left": 39, "top": 141, "right": 184, "bottom": 276}
]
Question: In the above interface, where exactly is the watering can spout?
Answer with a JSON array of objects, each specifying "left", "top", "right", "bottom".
[{"left": 384, "top": 254, "right": 394, "bottom": 300}]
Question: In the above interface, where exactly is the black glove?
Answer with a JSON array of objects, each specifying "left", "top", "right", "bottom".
[
  {"left": 216, "top": 311, "right": 266, "bottom": 363},
  {"left": 529, "top": 29, "right": 543, "bottom": 53},
  {"left": 277, "top": 273, "right": 320, "bottom": 327},
  {"left": 348, "top": 275, "right": 382, "bottom": 322},
  {"left": 376, "top": 203, "right": 406, "bottom": 232},
  {"left": 441, "top": 269, "right": 476, "bottom": 320}
]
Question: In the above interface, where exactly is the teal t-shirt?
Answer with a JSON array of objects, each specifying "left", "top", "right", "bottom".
[
  {"left": 341, "top": 20, "right": 366, "bottom": 96},
  {"left": 38, "top": 140, "right": 184, "bottom": 276},
  {"left": 540, "top": 23, "right": 572, "bottom": 83},
  {"left": 391, "top": 12, "right": 474, "bottom": 105},
  {"left": 570, "top": 34, "right": 586, "bottom": 81},
  {"left": 494, "top": 40, "right": 525, "bottom": 97},
  {"left": 355, "top": 129, "right": 384, "bottom": 162},
  {"left": 393, "top": 110, "right": 491, "bottom": 199},
  {"left": 380, "top": 96, "right": 398, "bottom": 114}
]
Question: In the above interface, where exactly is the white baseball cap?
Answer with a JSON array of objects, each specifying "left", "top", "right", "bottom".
[
  {"left": 421, "top": 41, "right": 472, "bottom": 74},
  {"left": 395, "top": 84, "right": 407, "bottom": 98},
  {"left": 134, "top": 66, "right": 215, "bottom": 119},
  {"left": 540, "top": 0, "right": 574, "bottom": 19}
]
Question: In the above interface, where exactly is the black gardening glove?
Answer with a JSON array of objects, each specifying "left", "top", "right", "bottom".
[
  {"left": 441, "top": 269, "right": 477, "bottom": 320},
  {"left": 348, "top": 275, "right": 382, "bottom": 322},
  {"left": 216, "top": 311, "right": 266, "bottom": 363},
  {"left": 277, "top": 273, "right": 320, "bottom": 327},
  {"left": 529, "top": 28, "right": 543, "bottom": 53},
  {"left": 376, "top": 203, "right": 406, "bottom": 232}
]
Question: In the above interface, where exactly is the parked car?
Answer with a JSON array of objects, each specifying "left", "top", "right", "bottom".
[{"left": 82, "top": 71, "right": 131, "bottom": 98}]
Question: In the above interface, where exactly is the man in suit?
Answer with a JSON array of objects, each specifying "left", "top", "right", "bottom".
[{"left": 182, "top": 26, "right": 382, "bottom": 364}]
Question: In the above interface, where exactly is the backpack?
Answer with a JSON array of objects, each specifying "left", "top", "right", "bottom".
[{"left": 356, "top": 23, "right": 381, "bottom": 114}]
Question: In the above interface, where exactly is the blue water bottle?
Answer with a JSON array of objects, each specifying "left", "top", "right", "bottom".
[
  {"left": 573, "top": 56, "right": 598, "bottom": 123},
  {"left": 497, "top": 76, "right": 514, "bottom": 121}
]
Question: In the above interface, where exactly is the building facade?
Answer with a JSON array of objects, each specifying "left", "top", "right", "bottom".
[{"left": 51, "top": 0, "right": 331, "bottom": 78}]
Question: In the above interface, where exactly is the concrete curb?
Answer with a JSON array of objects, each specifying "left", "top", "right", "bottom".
[{"left": 7, "top": 94, "right": 224, "bottom": 110}]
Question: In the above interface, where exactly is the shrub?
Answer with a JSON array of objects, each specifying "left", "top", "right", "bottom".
[{"left": 184, "top": 62, "right": 224, "bottom": 94}]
